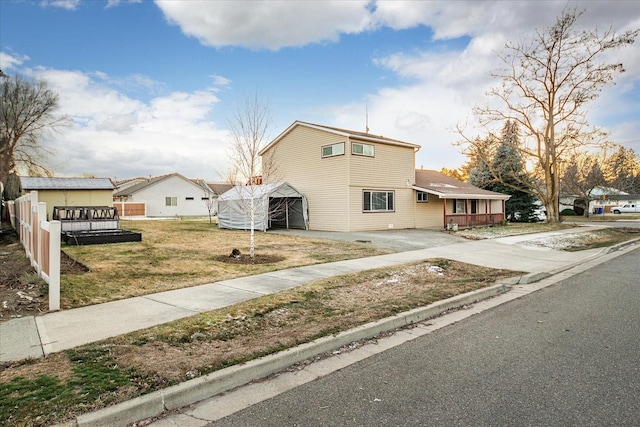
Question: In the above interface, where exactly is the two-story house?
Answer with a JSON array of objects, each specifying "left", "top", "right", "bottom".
[{"left": 259, "top": 121, "right": 509, "bottom": 232}]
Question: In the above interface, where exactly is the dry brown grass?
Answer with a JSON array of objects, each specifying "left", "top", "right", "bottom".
[
  {"left": 59, "top": 220, "right": 390, "bottom": 308},
  {"left": 106, "top": 258, "right": 515, "bottom": 382},
  {"left": 2, "top": 258, "right": 519, "bottom": 427}
]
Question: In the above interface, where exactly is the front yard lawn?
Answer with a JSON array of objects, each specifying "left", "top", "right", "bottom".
[{"left": 59, "top": 220, "right": 390, "bottom": 308}]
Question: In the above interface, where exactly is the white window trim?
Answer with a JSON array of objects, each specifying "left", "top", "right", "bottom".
[
  {"left": 352, "top": 142, "right": 374, "bottom": 157},
  {"left": 165, "top": 196, "right": 177, "bottom": 206},
  {"left": 417, "top": 191, "right": 429, "bottom": 203},
  {"left": 322, "top": 142, "right": 345, "bottom": 158},
  {"left": 363, "top": 190, "right": 395, "bottom": 212}
]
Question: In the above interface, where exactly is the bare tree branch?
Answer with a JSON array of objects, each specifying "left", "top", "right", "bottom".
[
  {"left": 1, "top": 73, "right": 70, "bottom": 188},
  {"left": 461, "top": 6, "right": 638, "bottom": 222}
]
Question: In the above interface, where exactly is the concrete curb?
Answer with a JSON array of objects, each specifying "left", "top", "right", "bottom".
[{"left": 65, "top": 283, "right": 509, "bottom": 427}]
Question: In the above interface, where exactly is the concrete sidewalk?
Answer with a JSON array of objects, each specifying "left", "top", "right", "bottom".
[{"left": 0, "top": 226, "right": 612, "bottom": 363}]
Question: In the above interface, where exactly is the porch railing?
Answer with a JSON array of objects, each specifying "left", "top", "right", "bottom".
[{"left": 445, "top": 213, "right": 504, "bottom": 228}]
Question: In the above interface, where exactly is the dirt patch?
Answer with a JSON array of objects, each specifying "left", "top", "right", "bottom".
[
  {"left": 213, "top": 254, "right": 286, "bottom": 265},
  {"left": 0, "top": 227, "right": 89, "bottom": 321}
]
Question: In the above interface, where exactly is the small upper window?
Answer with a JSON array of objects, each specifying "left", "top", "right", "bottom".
[
  {"left": 185, "top": 197, "right": 194, "bottom": 201},
  {"left": 417, "top": 192, "right": 429, "bottom": 203},
  {"left": 322, "top": 142, "right": 345, "bottom": 158},
  {"left": 352, "top": 142, "right": 374, "bottom": 157}
]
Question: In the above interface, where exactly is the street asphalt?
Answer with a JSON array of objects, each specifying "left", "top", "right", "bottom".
[{"left": 1, "top": 224, "right": 638, "bottom": 427}]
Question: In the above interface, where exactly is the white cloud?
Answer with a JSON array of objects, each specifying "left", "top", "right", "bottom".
[
  {"left": 40, "top": 0, "right": 81, "bottom": 10},
  {"left": 21, "top": 67, "right": 230, "bottom": 180},
  {"left": 154, "top": 0, "right": 374, "bottom": 50},
  {"left": 0, "top": 51, "right": 30, "bottom": 71},
  {"left": 331, "top": 1, "right": 640, "bottom": 171}
]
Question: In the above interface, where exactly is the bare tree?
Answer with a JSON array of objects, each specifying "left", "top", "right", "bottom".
[
  {"left": 226, "top": 93, "right": 274, "bottom": 259},
  {"left": 463, "top": 7, "right": 638, "bottom": 222},
  {"left": 1, "top": 73, "right": 70, "bottom": 187}
]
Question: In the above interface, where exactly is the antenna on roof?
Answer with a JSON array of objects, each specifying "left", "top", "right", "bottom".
[{"left": 365, "top": 105, "right": 369, "bottom": 134}]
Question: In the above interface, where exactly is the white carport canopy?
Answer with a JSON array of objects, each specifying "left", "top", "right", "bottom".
[{"left": 217, "top": 182, "right": 308, "bottom": 231}]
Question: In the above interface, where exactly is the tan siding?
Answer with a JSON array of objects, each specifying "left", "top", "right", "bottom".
[
  {"left": 347, "top": 187, "right": 415, "bottom": 231},
  {"left": 490, "top": 199, "right": 504, "bottom": 213},
  {"left": 348, "top": 140, "right": 415, "bottom": 188},
  {"left": 262, "top": 126, "right": 350, "bottom": 231},
  {"left": 346, "top": 140, "right": 416, "bottom": 230},
  {"left": 263, "top": 124, "right": 431, "bottom": 231},
  {"left": 38, "top": 190, "right": 113, "bottom": 220},
  {"left": 415, "top": 196, "right": 445, "bottom": 228}
]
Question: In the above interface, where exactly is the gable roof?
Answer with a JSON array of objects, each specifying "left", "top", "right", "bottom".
[
  {"left": 207, "top": 182, "right": 234, "bottom": 195},
  {"left": 259, "top": 120, "right": 421, "bottom": 155},
  {"left": 113, "top": 173, "right": 213, "bottom": 197},
  {"left": 20, "top": 176, "right": 114, "bottom": 191},
  {"left": 413, "top": 170, "right": 510, "bottom": 200}
]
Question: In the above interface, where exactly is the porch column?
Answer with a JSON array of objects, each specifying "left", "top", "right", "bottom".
[
  {"left": 442, "top": 198, "right": 446, "bottom": 228},
  {"left": 466, "top": 199, "right": 470, "bottom": 226}
]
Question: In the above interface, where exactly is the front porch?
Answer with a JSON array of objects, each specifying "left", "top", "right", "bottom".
[
  {"left": 445, "top": 213, "right": 504, "bottom": 228},
  {"left": 442, "top": 198, "right": 507, "bottom": 229}
]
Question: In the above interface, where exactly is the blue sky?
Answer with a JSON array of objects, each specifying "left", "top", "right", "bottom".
[{"left": 1, "top": 0, "right": 639, "bottom": 181}]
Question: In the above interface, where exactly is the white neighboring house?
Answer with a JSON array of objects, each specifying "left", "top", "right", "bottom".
[
  {"left": 113, "top": 173, "right": 216, "bottom": 217},
  {"left": 561, "top": 186, "right": 636, "bottom": 214}
]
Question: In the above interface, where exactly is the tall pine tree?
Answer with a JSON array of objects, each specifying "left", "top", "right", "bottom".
[{"left": 488, "top": 121, "right": 538, "bottom": 222}]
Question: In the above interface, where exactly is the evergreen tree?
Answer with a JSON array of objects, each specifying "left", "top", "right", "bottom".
[
  {"left": 603, "top": 146, "right": 640, "bottom": 194},
  {"left": 489, "top": 123, "right": 537, "bottom": 222}
]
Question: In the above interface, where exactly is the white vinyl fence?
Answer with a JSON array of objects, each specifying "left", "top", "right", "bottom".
[{"left": 7, "top": 191, "right": 61, "bottom": 311}]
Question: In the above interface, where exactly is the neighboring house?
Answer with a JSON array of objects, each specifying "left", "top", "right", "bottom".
[
  {"left": 19, "top": 176, "right": 115, "bottom": 220},
  {"left": 259, "top": 121, "right": 509, "bottom": 231},
  {"left": 560, "top": 186, "right": 638, "bottom": 214},
  {"left": 113, "top": 173, "right": 216, "bottom": 217}
]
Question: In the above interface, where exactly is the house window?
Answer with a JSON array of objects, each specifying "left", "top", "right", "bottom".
[
  {"left": 201, "top": 197, "right": 210, "bottom": 201},
  {"left": 322, "top": 142, "right": 345, "bottom": 158},
  {"left": 417, "top": 192, "right": 429, "bottom": 203},
  {"left": 452, "top": 199, "right": 466, "bottom": 214},
  {"left": 363, "top": 190, "right": 394, "bottom": 212},
  {"left": 352, "top": 142, "right": 374, "bottom": 157},
  {"left": 165, "top": 197, "right": 177, "bottom": 206},
  {"left": 185, "top": 197, "right": 194, "bottom": 201}
]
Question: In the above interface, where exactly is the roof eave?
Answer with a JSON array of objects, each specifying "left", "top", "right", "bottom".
[{"left": 412, "top": 186, "right": 510, "bottom": 200}]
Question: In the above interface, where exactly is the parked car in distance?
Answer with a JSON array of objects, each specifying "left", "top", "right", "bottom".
[
  {"left": 534, "top": 207, "right": 547, "bottom": 221},
  {"left": 612, "top": 203, "right": 640, "bottom": 214}
]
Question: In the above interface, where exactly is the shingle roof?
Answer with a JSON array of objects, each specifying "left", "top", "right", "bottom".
[
  {"left": 20, "top": 177, "right": 114, "bottom": 191},
  {"left": 113, "top": 173, "right": 215, "bottom": 197},
  {"left": 206, "top": 182, "right": 234, "bottom": 195},
  {"left": 414, "top": 170, "right": 510, "bottom": 200},
  {"left": 260, "top": 120, "right": 421, "bottom": 155}
]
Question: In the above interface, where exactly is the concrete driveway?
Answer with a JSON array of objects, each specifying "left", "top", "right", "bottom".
[{"left": 269, "top": 228, "right": 466, "bottom": 252}]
